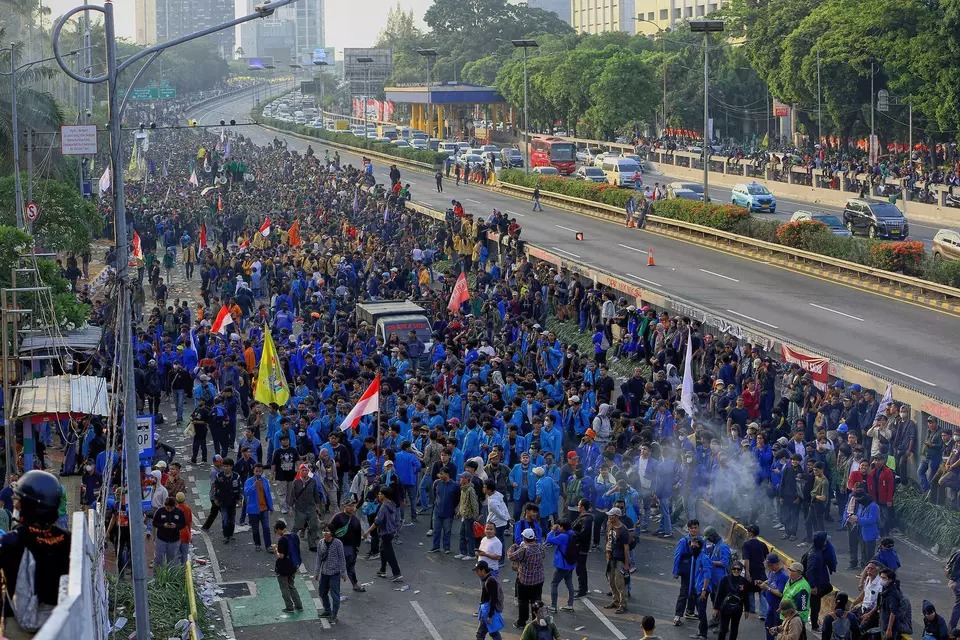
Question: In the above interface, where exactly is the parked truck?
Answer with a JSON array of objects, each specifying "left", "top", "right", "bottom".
[{"left": 356, "top": 301, "right": 433, "bottom": 364}]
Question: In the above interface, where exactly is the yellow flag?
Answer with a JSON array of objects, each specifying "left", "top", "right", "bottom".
[
  {"left": 254, "top": 327, "right": 290, "bottom": 406},
  {"left": 128, "top": 138, "right": 138, "bottom": 172},
  {"left": 761, "top": 132, "right": 769, "bottom": 149}
]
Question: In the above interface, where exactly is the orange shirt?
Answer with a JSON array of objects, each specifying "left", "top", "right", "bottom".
[
  {"left": 244, "top": 346, "right": 256, "bottom": 374},
  {"left": 179, "top": 503, "right": 192, "bottom": 543}
]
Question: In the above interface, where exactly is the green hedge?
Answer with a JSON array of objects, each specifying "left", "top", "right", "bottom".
[
  {"left": 650, "top": 199, "right": 751, "bottom": 231},
  {"left": 894, "top": 484, "right": 960, "bottom": 550},
  {"left": 498, "top": 168, "right": 634, "bottom": 208},
  {"left": 253, "top": 106, "right": 447, "bottom": 166}
]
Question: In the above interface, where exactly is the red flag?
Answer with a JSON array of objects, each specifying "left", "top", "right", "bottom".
[
  {"left": 337, "top": 374, "right": 380, "bottom": 431},
  {"left": 237, "top": 238, "right": 250, "bottom": 254},
  {"left": 198, "top": 224, "right": 207, "bottom": 252},
  {"left": 259, "top": 217, "right": 271, "bottom": 237},
  {"left": 211, "top": 304, "right": 234, "bottom": 335},
  {"left": 217, "top": 194, "right": 224, "bottom": 212},
  {"left": 288, "top": 220, "right": 302, "bottom": 246},
  {"left": 447, "top": 271, "right": 470, "bottom": 313},
  {"left": 132, "top": 231, "right": 144, "bottom": 260}
]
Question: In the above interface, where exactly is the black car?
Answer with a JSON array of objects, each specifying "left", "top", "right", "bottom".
[{"left": 841, "top": 199, "right": 910, "bottom": 239}]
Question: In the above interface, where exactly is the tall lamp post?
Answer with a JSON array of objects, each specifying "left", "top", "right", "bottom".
[
  {"left": 416, "top": 48, "right": 437, "bottom": 135},
  {"left": 633, "top": 18, "right": 668, "bottom": 136},
  {"left": 357, "top": 55, "right": 373, "bottom": 131},
  {"left": 511, "top": 39, "right": 538, "bottom": 174},
  {"left": 51, "top": 1, "right": 298, "bottom": 638},
  {"left": 313, "top": 58, "right": 328, "bottom": 118},
  {"left": 689, "top": 19, "right": 724, "bottom": 202}
]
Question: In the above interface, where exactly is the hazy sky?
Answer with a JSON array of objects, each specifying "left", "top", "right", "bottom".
[{"left": 43, "top": 0, "right": 431, "bottom": 52}]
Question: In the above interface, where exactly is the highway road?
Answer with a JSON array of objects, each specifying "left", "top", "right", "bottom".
[{"left": 191, "top": 92, "right": 960, "bottom": 405}]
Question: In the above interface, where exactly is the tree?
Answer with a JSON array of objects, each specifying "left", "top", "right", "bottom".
[
  {"left": 376, "top": 2, "right": 423, "bottom": 48},
  {"left": 0, "top": 176, "right": 102, "bottom": 254},
  {"left": 581, "top": 51, "right": 657, "bottom": 138}
]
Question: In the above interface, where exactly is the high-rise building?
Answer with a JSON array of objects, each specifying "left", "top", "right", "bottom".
[
  {"left": 571, "top": 0, "right": 726, "bottom": 35},
  {"left": 343, "top": 48, "right": 393, "bottom": 100},
  {"left": 134, "top": 0, "right": 157, "bottom": 44},
  {"left": 241, "top": 0, "right": 323, "bottom": 66},
  {"left": 528, "top": 0, "right": 571, "bottom": 24},
  {"left": 153, "top": 0, "right": 235, "bottom": 57}
]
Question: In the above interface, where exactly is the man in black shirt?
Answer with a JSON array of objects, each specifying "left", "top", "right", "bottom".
[
  {"left": 213, "top": 459, "right": 242, "bottom": 543},
  {"left": 272, "top": 434, "right": 300, "bottom": 514},
  {"left": 152, "top": 496, "right": 187, "bottom": 565},
  {"left": 190, "top": 399, "right": 212, "bottom": 463},
  {"left": 741, "top": 524, "right": 770, "bottom": 616},
  {"left": 329, "top": 499, "right": 366, "bottom": 592},
  {"left": 473, "top": 559, "right": 503, "bottom": 637},
  {"left": 572, "top": 499, "right": 594, "bottom": 598}
]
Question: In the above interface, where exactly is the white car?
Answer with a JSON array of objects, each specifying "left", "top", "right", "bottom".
[
  {"left": 574, "top": 166, "right": 606, "bottom": 183},
  {"left": 410, "top": 139, "right": 428, "bottom": 150},
  {"left": 592, "top": 153, "right": 611, "bottom": 168},
  {"left": 532, "top": 166, "right": 560, "bottom": 176},
  {"left": 392, "top": 139, "right": 412, "bottom": 148},
  {"left": 789, "top": 210, "right": 852, "bottom": 236}
]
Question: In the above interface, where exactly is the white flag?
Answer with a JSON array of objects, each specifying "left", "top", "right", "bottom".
[
  {"left": 680, "top": 328, "right": 696, "bottom": 418},
  {"left": 876, "top": 383, "right": 894, "bottom": 418},
  {"left": 98, "top": 168, "right": 111, "bottom": 196}
]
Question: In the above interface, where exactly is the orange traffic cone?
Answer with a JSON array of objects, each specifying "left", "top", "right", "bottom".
[
  {"left": 647, "top": 249, "right": 655, "bottom": 266},
  {"left": 575, "top": 232, "right": 584, "bottom": 241}
]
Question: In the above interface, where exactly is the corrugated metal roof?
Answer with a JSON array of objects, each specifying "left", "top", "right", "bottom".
[
  {"left": 18, "top": 326, "right": 103, "bottom": 355},
  {"left": 12, "top": 375, "right": 110, "bottom": 418}
]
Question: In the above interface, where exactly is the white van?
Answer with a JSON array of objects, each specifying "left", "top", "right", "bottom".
[
  {"left": 601, "top": 158, "right": 642, "bottom": 187},
  {"left": 438, "top": 141, "right": 459, "bottom": 156}
]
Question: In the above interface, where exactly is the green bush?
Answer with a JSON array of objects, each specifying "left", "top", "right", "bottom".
[
  {"left": 727, "top": 217, "right": 782, "bottom": 244},
  {"left": 650, "top": 199, "right": 751, "bottom": 231},
  {"left": 498, "top": 169, "right": 634, "bottom": 208},
  {"left": 814, "top": 234, "right": 876, "bottom": 265},
  {"left": 921, "top": 256, "right": 960, "bottom": 287},
  {"left": 254, "top": 108, "right": 447, "bottom": 166},
  {"left": 894, "top": 484, "right": 960, "bottom": 550}
]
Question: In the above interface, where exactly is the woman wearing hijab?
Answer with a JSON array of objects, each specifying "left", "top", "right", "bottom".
[{"left": 714, "top": 560, "right": 749, "bottom": 640}]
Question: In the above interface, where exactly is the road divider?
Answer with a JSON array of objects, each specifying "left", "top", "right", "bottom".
[{"left": 494, "top": 181, "right": 960, "bottom": 313}]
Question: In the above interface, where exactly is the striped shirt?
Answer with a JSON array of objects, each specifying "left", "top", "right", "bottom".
[
  {"left": 507, "top": 542, "right": 545, "bottom": 585},
  {"left": 314, "top": 538, "right": 347, "bottom": 578}
]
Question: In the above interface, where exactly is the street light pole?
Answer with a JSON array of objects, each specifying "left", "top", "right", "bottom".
[
  {"left": 816, "top": 47, "right": 821, "bottom": 145},
  {"left": 869, "top": 58, "right": 876, "bottom": 164},
  {"left": 634, "top": 18, "right": 667, "bottom": 136},
  {"left": 690, "top": 20, "right": 724, "bottom": 203},
  {"left": 357, "top": 56, "right": 374, "bottom": 131},
  {"left": 51, "top": 1, "right": 299, "bottom": 637},
  {"left": 511, "top": 40, "right": 538, "bottom": 174}
]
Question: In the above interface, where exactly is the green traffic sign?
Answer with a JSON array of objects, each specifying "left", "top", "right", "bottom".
[
  {"left": 159, "top": 87, "right": 176, "bottom": 99},
  {"left": 129, "top": 84, "right": 176, "bottom": 100}
]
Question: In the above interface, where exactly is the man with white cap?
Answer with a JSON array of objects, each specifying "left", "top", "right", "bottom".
[
  {"left": 604, "top": 506, "right": 630, "bottom": 614},
  {"left": 508, "top": 526, "right": 546, "bottom": 629}
]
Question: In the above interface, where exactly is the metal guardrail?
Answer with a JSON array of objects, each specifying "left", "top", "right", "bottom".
[{"left": 495, "top": 181, "right": 960, "bottom": 304}]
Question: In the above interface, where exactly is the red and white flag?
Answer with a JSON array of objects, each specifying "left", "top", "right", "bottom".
[
  {"left": 337, "top": 374, "right": 380, "bottom": 431},
  {"left": 447, "top": 271, "right": 470, "bottom": 312},
  {"left": 211, "top": 304, "right": 234, "bottom": 335},
  {"left": 258, "top": 217, "right": 272, "bottom": 237},
  {"left": 237, "top": 237, "right": 250, "bottom": 254},
  {"left": 132, "top": 231, "right": 144, "bottom": 260},
  {"left": 198, "top": 224, "right": 207, "bottom": 252}
]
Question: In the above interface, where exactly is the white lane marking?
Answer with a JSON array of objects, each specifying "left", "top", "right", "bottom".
[
  {"left": 465, "top": 198, "right": 482, "bottom": 204},
  {"left": 864, "top": 359, "right": 938, "bottom": 387},
  {"left": 699, "top": 268, "right": 740, "bottom": 282},
  {"left": 581, "top": 597, "right": 628, "bottom": 640},
  {"left": 725, "top": 309, "right": 779, "bottom": 329},
  {"left": 504, "top": 210, "right": 525, "bottom": 217},
  {"left": 555, "top": 224, "right": 579, "bottom": 233},
  {"left": 618, "top": 244, "right": 647, "bottom": 254},
  {"left": 551, "top": 246, "right": 581, "bottom": 258},
  {"left": 809, "top": 303, "right": 865, "bottom": 322},
  {"left": 410, "top": 601, "right": 445, "bottom": 640},
  {"left": 625, "top": 273, "right": 662, "bottom": 287}
]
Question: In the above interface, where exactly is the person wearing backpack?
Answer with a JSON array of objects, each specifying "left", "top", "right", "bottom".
[
  {"left": 714, "top": 561, "right": 749, "bottom": 640},
  {"left": 546, "top": 520, "right": 577, "bottom": 614},
  {"left": 273, "top": 519, "right": 304, "bottom": 613},
  {"left": 821, "top": 592, "right": 861, "bottom": 640}
]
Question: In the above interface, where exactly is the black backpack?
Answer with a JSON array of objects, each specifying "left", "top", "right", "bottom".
[
  {"left": 828, "top": 613, "right": 852, "bottom": 640},
  {"left": 562, "top": 530, "right": 580, "bottom": 565}
]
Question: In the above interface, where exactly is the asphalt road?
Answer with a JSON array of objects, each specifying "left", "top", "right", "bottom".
[{"left": 190, "top": 93, "right": 960, "bottom": 405}]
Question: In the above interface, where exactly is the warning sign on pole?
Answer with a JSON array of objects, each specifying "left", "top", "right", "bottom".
[{"left": 25, "top": 202, "right": 39, "bottom": 222}]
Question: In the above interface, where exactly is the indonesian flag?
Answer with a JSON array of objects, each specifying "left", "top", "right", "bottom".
[
  {"left": 258, "top": 217, "right": 271, "bottom": 237},
  {"left": 447, "top": 271, "right": 470, "bottom": 312},
  {"left": 211, "top": 304, "right": 234, "bottom": 335},
  {"left": 237, "top": 237, "right": 250, "bottom": 254},
  {"left": 198, "top": 224, "right": 208, "bottom": 252},
  {"left": 132, "top": 231, "right": 144, "bottom": 260},
  {"left": 338, "top": 374, "right": 380, "bottom": 431}
]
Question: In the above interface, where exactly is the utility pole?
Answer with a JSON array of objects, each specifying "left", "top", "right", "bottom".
[
  {"left": 52, "top": 0, "right": 300, "bottom": 636},
  {"left": 690, "top": 20, "right": 724, "bottom": 202},
  {"left": 511, "top": 40, "right": 538, "bottom": 174},
  {"left": 25, "top": 130, "right": 33, "bottom": 235},
  {"left": 816, "top": 47, "right": 821, "bottom": 145}
]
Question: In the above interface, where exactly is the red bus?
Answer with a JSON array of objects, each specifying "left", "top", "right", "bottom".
[{"left": 530, "top": 137, "right": 577, "bottom": 175}]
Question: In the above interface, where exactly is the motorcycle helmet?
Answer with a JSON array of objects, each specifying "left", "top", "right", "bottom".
[{"left": 14, "top": 470, "right": 62, "bottom": 525}]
